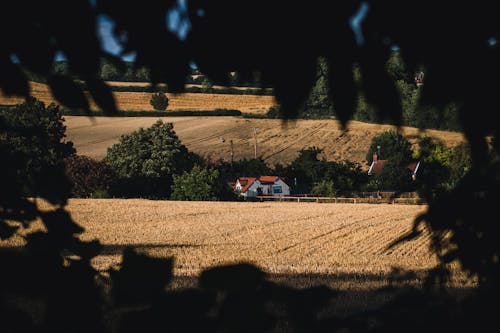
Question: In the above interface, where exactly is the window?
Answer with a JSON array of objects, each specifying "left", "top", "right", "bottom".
[{"left": 273, "top": 186, "right": 282, "bottom": 194}]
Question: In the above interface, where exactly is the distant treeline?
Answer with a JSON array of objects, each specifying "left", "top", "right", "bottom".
[
  {"left": 61, "top": 109, "right": 242, "bottom": 117},
  {"left": 24, "top": 53, "right": 462, "bottom": 132}
]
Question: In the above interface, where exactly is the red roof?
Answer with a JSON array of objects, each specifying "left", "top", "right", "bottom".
[
  {"left": 237, "top": 177, "right": 256, "bottom": 193},
  {"left": 258, "top": 176, "right": 279, "bottom": 184}
]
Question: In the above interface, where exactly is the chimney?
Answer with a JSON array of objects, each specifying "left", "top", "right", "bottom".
[{"left": 373, "top": 145, "right": 381, "bottom": 162}]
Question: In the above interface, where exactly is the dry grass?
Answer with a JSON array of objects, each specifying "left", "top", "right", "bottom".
[
  {"left": 0, "top": 81, "right": 277, "bottom": 114},
  {"left": 63, "top": 116, "right": 466, "bottom": 167},
  {"left": 2, "top": 199, "right": 475, "bottom": 291}
]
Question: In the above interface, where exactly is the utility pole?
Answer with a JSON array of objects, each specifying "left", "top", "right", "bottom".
[
  {"left": 230, "top": 139, "right": 234, "bottom": 165},
  {"left": 253, "top": 127, "right": 258, "bottom": 159}
]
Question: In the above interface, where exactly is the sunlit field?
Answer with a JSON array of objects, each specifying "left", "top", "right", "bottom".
[{"left": 3, "top": 199, "right": 475, "bottom": 293}]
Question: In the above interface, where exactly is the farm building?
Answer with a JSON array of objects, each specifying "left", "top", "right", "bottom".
[
  {"left": 368, "top": 151, "right": 420, "bottom": 180},
  {"left": 233, "top": 176, "right": 290, "bottom": 198}
]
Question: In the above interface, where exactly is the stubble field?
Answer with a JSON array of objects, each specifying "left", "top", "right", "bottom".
[
  {"left": 63, "top": 116, "right": 466, "bottom": 167},
  {"left": 2, "top": 199, "right": 473, "bottom": 291},
  {"left": 0, "top": 81, "right": 277, "bottom": 114}
]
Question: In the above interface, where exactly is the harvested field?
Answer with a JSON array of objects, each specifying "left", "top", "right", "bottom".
[
  {"left": 0, "top": 81, "right": 277, "bottom": 114},
  {"left": 63, "top": 116, "right": 466, "bottom": 167},
  {"left": 2, "top": 199, "right": 474, "bottom": 291}
]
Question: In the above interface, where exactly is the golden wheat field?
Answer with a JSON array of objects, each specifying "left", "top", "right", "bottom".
[
  {"left": 0, "top": 81, "right": 277, "bottom": 114},
  {"left": 64, "top": 116, "right": 466, "bottom": 167},
  {"left": 2, "top": 199, "right": 474, "bottom": 291}
]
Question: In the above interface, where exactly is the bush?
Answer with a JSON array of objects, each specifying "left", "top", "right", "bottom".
[
  {"left": 64, "top": 155, "right": 115, "bottom": 197},
  {"left": 171, "top": 165, "right": 220, "bottom": 201},
  {"left": 311, "top": 180, "right": 336, "bottom": 197},
  {"left": 150, "top": 92, "right": 169, "bottom": 111},
  {"left": 104, "top": 120, "right": 192, "bottom": 198}
]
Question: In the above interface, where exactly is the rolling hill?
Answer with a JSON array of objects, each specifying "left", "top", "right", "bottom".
[{"left": 64, "top": 116, "right": 466, "bottom": 167}]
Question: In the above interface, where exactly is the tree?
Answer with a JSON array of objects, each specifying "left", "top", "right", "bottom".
[
  {"left": 366, "top": 130, "right": 413, "bottom": 165},
  {"left": 104, "top": 120, "right": 191, "bottom": 198},
  {"left": 149, "top": 91, "right": 169, "bottom": 111},
  {"left": 366, "top": 151, "right": 415, "bottom": 192},
  {"left": 0, "top": 97, "right": 75, "bottom": 200},
  {"left": 65, "top": 155, "right": 115, "bottom": 198},
  {"left": 323, "top": 160, "right": 368, "bottom": 195},
  {"left": 100, "top": 61, "right": 121, "bottom": 81},
  {"left": 171, "top": 165, "right": 225, "bottom": 201},
  {"left": 281, "top": 147, "right": 326, "bottom": 194},
  {"left": 310, "top": 179, "right": 336, "bottom": 197},
  {"left": 201, "top": 76, "right": 214, "bottom": 92}
]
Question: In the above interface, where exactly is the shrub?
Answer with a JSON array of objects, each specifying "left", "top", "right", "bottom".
[
  {"left": 171, "top": 165, "right": 220, "bottom": 201},
  {"left": 311, "top": 180, "right": 336, "bottom": 197},
  {"left": 65, "top": 155, "right": 115, "bottom": 197},
  {"left": 150, "top": 92, "right": 169, "bottom": 111}
]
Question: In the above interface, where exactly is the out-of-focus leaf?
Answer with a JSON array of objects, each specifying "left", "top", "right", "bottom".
[
  {"left": 86, "top": 79, "right": 117, "bottom": 114},
  {"left": 110, "top": 247, "right": 173, "bottom": 305},
  {"left": 48, "top": 75, "right": 89, "bottom": 109},
  {"left": 199, "top": 262, "right": 266, "bottom": 293},
  {"left": 40, "top": 208, "right": 84, "bottom": 237},
  {"left": 70, "top": 239, "right": 103, "bottom": 261},
  {"left": 359, "top": 44, "right": 403, "bottom": 126},
  {"left": 0, "top": 220, "right": 19, "bottom": 240},
  {"left": 0, "top": 60, "right": 29, "bottom": 97},
  {"left": 328, "top": 56, "right": 357, "bottom": 129}
]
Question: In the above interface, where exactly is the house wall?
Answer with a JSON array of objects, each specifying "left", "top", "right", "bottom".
[
  {"left": 236, "top": 178, "right": 291, "bottom": 197},
  {"left": 244, "top": 181, "right": 261, "bottom": 197}
]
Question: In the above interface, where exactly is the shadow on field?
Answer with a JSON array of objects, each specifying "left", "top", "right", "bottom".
[{"left": 98, "top": 243, "right": 203, "bottom": 256}]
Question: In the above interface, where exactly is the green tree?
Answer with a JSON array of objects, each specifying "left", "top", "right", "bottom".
[
  {"left": 323, "top": 160, "right": 368, "bottom": 195},
  {"left": 366, "top": 130, "right": 413, "bottom": 165},
  {"left": 65, "top": 155, "right": 115, "bottom": 198},
  {"left": 104, "top": 120, "right": 191, "bottom": 198},
  {"left": 0, "top": 97, "right": 75, "bottom": 199},
  {"left": 150, "top": 92, "right": 169, "bottom": 111},
  {"left": 444, "top": 142, "right": 472, "bottom": 190},
  {"left": 171, "top": 165, "right": 221, "bottom": 201},
  {"left": 100, "top": 62, "right": 121, "bottom": 81},
  {"left": 201, "top": 76, "right": 214, "bottom": 92},
  {"left": 310, "top": 179, "right": 336, "bottom": 197},
  {"left": 279, "top": 147, "right": 326, "bottom": 194},
  {"left": 300, "top": 57, "right": 335, "bottom": 119},
  {"left": 367, "top": 152, "right": 415, "bottom": 192}
]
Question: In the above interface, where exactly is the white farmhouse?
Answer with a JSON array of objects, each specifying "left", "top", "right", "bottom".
[{"left": 234, "top": 176, "right": 290, "bottom": 198}]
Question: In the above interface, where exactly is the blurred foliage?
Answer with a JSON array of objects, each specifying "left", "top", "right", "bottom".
[{"left": 1, "top": 0, "right": 500, "bottom": 331}]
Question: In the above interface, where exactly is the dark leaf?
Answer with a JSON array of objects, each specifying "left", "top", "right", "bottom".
[
  {"left": 359, "top": 44, "right": 403, "bottom": 126},
  {"left": 200, "top": 262, "right": 266, "bottom": 292},
  {"left": 328, "top": 56, "right": 357, "bottom": 129},
  {"left": 40, "top": 208, "right": 85, "bottom": 237},
  {"left": 48, "top": 75, "right": 89, "bottom": 109},
  {"left": 86, "top": 79, "right": 117, "bottom": 114},
  {"left": 0, "top": 220, "right": 19, "bottom": 240},
  {"left": 110, "top": 247, "right": 173, "bottom": 305},
  {"left": 70, "top": 239, "right": 103, "bottom": 260},
  {"left": 0, "top": 60, "right": 29, "bottom": 97}
]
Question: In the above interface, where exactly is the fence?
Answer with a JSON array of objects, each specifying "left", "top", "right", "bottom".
[{"left": 254, "top": 195, "right": 426, "bottom": 205}]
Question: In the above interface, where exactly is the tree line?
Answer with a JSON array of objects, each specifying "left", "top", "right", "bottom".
[{"left": 1, "top": 98, "right": 472, "bottom": 202}]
